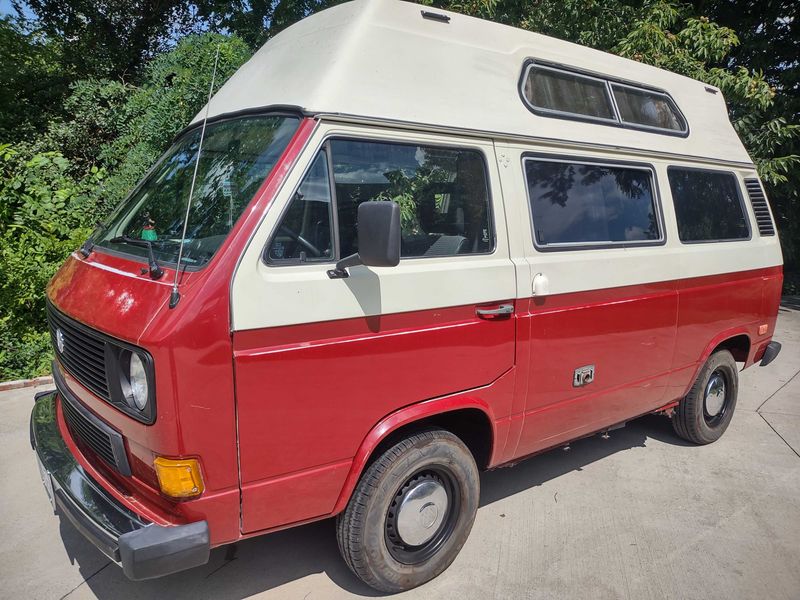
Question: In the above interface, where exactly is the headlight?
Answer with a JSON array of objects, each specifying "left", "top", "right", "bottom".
[
  {"left": 128, "top": 353, "right": 149, "bottom": 411},
  {"left": 106, "top": 343, "right": 155, "bottom": 423}
]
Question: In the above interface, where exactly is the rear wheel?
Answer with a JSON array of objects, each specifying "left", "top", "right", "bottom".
[
  {"left": 336, "top": 429, "right": 479, "bottom": 593},
  {"left": 672, "top": 349, "right": 739, "bottom": 444}
]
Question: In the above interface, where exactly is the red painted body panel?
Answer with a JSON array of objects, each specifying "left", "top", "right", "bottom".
[
  {"left": 45, "top": 117, "right": 318, "bottom": 547},
  {"left": 233, "top": 302, "right": 516, "bottom": 532},
  {"left": 513, "top": 281, "right": 678, "bottom": 458}
]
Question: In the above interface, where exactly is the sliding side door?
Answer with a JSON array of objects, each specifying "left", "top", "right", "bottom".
[{"left": 497, "top": 144, "right": 680, "bottom": 459}]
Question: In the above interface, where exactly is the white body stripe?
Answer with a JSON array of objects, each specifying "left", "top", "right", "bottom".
[{"left": 231, "top": 124, "right": 782, "bottom": 332}]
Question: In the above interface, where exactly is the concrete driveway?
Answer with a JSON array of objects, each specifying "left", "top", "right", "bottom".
[{"left": 2, "top": 303, "right": 799, "bottom": 600}]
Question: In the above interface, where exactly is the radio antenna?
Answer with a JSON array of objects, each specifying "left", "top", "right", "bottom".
[{"left": 169, "top": 44, "right": 221, "bottom": 309}]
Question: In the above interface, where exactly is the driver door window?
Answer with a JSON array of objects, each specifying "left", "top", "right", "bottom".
[
  {"left": 268, "top": 139, "right": 494, "bottom": 264},
  {"left": 267, "top": 151, "right": 334, "bottom": 262}
]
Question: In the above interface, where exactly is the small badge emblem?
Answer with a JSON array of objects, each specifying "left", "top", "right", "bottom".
[{"left": 56, "top": 328, "right": 66, "bottom": 354}]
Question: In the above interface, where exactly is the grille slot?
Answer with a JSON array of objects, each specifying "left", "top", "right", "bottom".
[
  {"left": 47, "top": 304, "right": 110, "bottom": 401},
  {"left": 61, "top": 395, "right": 117, "bottom": 466},
  {"left": 53, "top": 364, "right": 132, "bottom": 476},
  {"left": 744, "top": 178, "right": 775, "bottom": 236}
]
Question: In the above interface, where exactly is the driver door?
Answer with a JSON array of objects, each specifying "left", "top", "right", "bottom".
[{"left": 230, "top": 124, "right": 518, "bottom": 533}]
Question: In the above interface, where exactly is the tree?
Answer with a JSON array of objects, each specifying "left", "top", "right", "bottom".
[
  {"left": 0, "top": 17, "right": 70, "bottom": 142},
  {"left": 11, "top": 0, "right": 201, "bottom": 80}
]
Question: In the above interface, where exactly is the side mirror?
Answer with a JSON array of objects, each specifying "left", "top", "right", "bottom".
[{"left": 328, "top": 201, "right": 401, "bottom": 278}]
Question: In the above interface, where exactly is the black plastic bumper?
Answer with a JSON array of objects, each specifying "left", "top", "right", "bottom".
[
  {"left": 30, "top": 391, "right": 210, "bottom": 580},
  {"left": 760, "top": 341, "right": 782, "bottom": 367}
]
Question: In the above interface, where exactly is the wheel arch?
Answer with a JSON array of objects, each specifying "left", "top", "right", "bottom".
[
  {"left": 702, "top": 329, "right": 752, "bottom": 365},
  {"left": 331, "top": 396, "right": 497, "bottom": 516}
]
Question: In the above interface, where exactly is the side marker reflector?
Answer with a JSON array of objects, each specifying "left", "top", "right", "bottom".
[{"left": 154, "top": 457, "right": 205, "bottom": 498}]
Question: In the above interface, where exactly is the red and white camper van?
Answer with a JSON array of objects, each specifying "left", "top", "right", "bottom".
[{"left": 31, "top": 0, "right": 783, "bottom": 592}]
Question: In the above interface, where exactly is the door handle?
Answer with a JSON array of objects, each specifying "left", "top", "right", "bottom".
[{"left": 476, "top": 304, "right": 514, "bottom": 319}]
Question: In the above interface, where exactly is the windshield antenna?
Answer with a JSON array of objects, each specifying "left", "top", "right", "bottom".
[{"left": 169, "top": 44, "right": 221, "bottom": 309}]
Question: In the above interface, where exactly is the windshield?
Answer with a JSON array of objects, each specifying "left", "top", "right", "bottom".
[{"left": 95, "top": 114, "right": 300, "bottom": 268}]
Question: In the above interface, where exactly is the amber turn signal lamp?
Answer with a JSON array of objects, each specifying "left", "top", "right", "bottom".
[
  {"left": 758, "top": 324, "right": 769, "bottom": 336},
  {"left": 153, "top": 456, "right": 205, "bottom": 498}
]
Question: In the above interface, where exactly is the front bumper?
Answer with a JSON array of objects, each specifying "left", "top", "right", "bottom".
[{"left": 30, "top": 391, "right": 210, "bottom": 580}]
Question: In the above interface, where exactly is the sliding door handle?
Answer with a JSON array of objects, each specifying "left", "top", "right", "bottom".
[{"left": 476, "top": 304, "right": 514, "bottom": 319}]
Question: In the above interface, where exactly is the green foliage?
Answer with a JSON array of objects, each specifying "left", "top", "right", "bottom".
[
  {"left": 376, "top": 167, "right": 451, "bottom": 235},
  {"left": 0, "top": 17, "right": 70, "bottom": 142},
  {"left": 0, "top": 143, "right": 104, "bottom": 379},
  {"left": 98, "top": 33, "right": 251, "bottom": 208},
  {"left": 12, "top": 0, "right": 202, "bottom": 80},
  {"left": 41, "top": 79, "right": 133, "bottom": 172}
]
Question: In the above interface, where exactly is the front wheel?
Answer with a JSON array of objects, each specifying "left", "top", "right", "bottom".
[
  {"left": 336, "top": 429, "right": 479, "bottom": 593},
  {"left": 672, "top": 349, "right": 739, "bottom": 444}
]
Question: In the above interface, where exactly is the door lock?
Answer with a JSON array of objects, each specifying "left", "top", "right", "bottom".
[{"left": 573, "top": 365, "right": 595, "bottom": 387}]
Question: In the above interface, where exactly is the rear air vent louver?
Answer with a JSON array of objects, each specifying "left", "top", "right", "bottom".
[{"left": 744, "top": 178, "right": 775, "bottom": 236}]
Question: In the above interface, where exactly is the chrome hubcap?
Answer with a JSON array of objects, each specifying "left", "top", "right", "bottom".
[
  {"left": 395, "top": 479, "right": 449, "bottom": 546},
  {"left": 705, "top": 372, "right": 726, "bottom": 417}
]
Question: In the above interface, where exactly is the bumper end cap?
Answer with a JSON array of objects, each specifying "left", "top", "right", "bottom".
[
  {"left": 760, "top": 341, "right": 781, "bottom": 367},
  {"left": 119, "top": 520, "right": 210, "bottom": 580}
]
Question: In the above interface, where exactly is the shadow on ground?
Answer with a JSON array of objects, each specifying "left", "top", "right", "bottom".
[
  {"left": 57, "top": 413, "right": 683, "bottom": 599},
  {"left": 780, "top": 296, "right": 800, "bottom": 312}
]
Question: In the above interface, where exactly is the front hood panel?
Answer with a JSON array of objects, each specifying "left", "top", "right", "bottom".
[{"left": 47, "top": 251, "right": 176, "bottom": 344}]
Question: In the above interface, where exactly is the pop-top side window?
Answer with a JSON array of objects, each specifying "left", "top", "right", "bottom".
[
  {"left": 521, "top": 63, "right": 688, "bottom": 135},
  {"left": 667, "top": 168, "right": 750, "bottom": 243},
  {"left": 611, "top": 85, "right": 686, "bottom": 132},
  {"left": 523, "top": 65, "right": 615, "bottom": 121}
]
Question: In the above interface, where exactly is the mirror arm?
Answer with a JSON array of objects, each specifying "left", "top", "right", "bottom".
[{"left": 327, "top": 253, "right": 362, "bottom": 279}]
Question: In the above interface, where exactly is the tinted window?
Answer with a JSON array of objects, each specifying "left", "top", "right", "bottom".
[
  {"left": 525, "top": 159, "right": 660, "bottom": 247},
  {"left": 330, "top": 140, "right": 493, "bottom": 258},
  {"left": 612, "top": 85, "right": 685, "bottom": 132},
  {"left": 268, "top": 151, "right": 333, "bottom": 261},
  {"left": 668, "top": 168, "right": 749, "bottom": 242},
  {"left": 523, "top": 66, "right": 615, "bottom": 120},
  {"left": 95, "top": 115, "right": 300, "bottom": 267}
]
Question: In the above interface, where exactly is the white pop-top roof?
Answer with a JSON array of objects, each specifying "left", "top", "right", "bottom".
[{"left": 193, "top": 0, "right": 753, "bottom": 165}]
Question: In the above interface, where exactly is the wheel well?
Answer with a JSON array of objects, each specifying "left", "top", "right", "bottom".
[
  {"left": 367, "top": 408, "right": 494, "bottom": 471},
  {"left": 713, "top": 334, "right": 751, "bottom": 363}
]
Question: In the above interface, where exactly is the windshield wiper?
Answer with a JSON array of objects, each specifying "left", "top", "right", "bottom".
[
  {"left": 79, "top": 238, "right": 94, "bottom": 258},
  {"left": 109, "top": 236, "right": 165, "bottom": 280}
]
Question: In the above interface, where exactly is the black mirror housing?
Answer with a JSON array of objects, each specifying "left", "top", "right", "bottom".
[
  {"left": 357, "top": 201, "right": 401, "bottom": 267},
  {"left": 329, "top": 201, "right": 401, "bottom": 278}
]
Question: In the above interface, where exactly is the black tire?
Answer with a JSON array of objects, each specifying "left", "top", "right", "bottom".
[
  {"left": 672, "top": 349, "right": 739, "bottom": 444},
  {"left": 336, "top": 429, "right": 479, "bottom": 593}
]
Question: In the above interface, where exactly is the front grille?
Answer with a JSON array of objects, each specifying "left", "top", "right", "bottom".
[
  {"left": 744, "top": 178, "right": 776, "bottom": 236},
  {"left": 54, "top": 365, "right": 132, "bottom": 476},
  {"left": 47, "top": 303, "right": 110, "bottom": 401},
  {"left": 61, "top": 393, "right": 117, "bottom": 466}
]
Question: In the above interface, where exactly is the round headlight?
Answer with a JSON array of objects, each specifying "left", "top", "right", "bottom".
[{"left": 128, "top": 353, "right": 149, "bottom": 411}]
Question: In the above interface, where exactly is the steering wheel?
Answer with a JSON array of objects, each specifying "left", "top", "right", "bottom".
[{"left": 278, "top": 226, "right": 323, "bottom": 258}]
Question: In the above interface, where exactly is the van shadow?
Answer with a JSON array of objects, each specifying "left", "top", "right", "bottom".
[
  {"left": 61, "top": 414, "right": 681, "bottom": 599},
  {"left": 779, "top": 296, "right": 800, "bottom": 312}
]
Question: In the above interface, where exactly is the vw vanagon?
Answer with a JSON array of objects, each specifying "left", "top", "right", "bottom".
[{"left": 31, "top": 0, "right": 783, "bottom": 592}]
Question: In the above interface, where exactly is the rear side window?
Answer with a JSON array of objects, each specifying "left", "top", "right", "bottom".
[
  {"left": 268, "top": 139, "right": 494, "bottom": 262},
  {"left": 668, "top": 168, "right": 749, "bottom": 242},
  {"left": 524, "top": 158, "right": 661, "bottom": 249}
]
